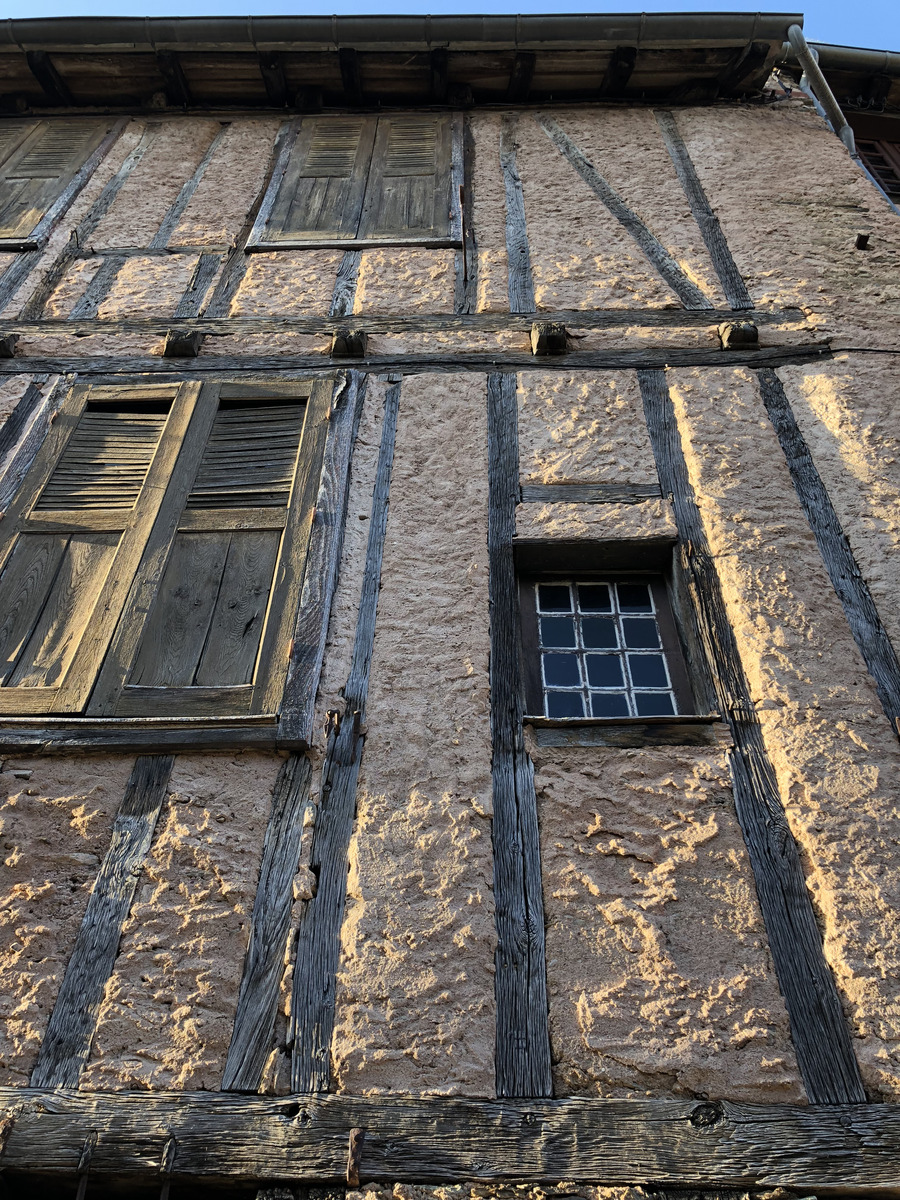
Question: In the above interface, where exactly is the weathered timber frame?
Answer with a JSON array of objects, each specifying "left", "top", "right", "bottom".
[
  {"left": 487, "top": 372, "right": 552, "bottom": 1098},
  {"left": 2, "top": 1089, "right": 899, "bottom": 1192},
  {"left": 639, "top": 368, "right": 866, "bottom": 1105}
]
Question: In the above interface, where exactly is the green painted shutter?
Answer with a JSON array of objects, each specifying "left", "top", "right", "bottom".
[
  {"left": 358, "top": 114, "right": 452, "bottom": 240},
  {"left": 264, "top": 116, "right": 377, "bottom": 241},
  {"left": 0, "top": 119, "right": 107, "bottom": 240}
]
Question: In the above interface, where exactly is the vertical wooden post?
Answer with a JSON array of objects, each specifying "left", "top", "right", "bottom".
[
  {"left": 487, "top": 371, "right": 553, "bottom": 1098},
  {"left": 290, "top": 377, "right": 402, "bottom": 1092},
  {"left": 499, "top": 116, "right": 536, "bottom": 314},
  {"left": 30, "top": 754, "right": 175, "bottom": 1089},
  {"left": 639, "top": 368, "right": 865, "bottom": 1105}
]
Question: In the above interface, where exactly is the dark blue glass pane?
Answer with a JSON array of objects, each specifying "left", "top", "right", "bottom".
[
  {"left": 635, "top": 692, "right": 676, "bottom": 716},
  {"left": 540, "top": 616, "right": 576, "bottom": 647},
  {"left": 547, "top": 690, "right": 585, "bottom": 718},
  {"left": 617, "top": 583, "right": 652, "bottom": 612},
  {"left": 591, "top": 692, "right": 629, "bottom": 717},
  {"left": 578, "top": 583, "right": 611, "bottom": 612},
  {"left": 586, "top": 654, "right": 624, "bottom": 687},
  {"left": 628, "top": 654, "right": 669, "bottom": 688},
  {"left": 622, "top": 618, "right": 660, "bottom": 649},
  {"left": 542, "top": 653, "right": 581, "bottom": 687},
  {"left": 581, "top": 617, "right": 618, "bottom": 648},
  {"left": 538, "top": 584, "right": 571, "bottom": 612}
]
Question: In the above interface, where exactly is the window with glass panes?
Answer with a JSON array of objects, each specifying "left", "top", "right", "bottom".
[{"left": 533, "top": 579, "right": 681, "bottom": 719}]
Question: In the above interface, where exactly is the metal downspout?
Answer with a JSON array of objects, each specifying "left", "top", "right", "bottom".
[
  {"left": 785, "top": 24, "right": 900, "bottom": 214},
  {"left": 786, "top": 23, "right": 858, "bottom": 156}
]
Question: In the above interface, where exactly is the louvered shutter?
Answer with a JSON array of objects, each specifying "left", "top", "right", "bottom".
[
  {"left": 0, "top": 119, "right": 108, "bottom": 241},
  {"left": 89, "top": 378, "right": 332, "bottom": 719},
  {"left": 0, "top": 382, "right": 199, "bottom": 715},
  {"left": 263, "top": 116, "right": 377, "bottom": 242},
  {"left": 358, "top": 114, "right": 452, "bottom": 240}
]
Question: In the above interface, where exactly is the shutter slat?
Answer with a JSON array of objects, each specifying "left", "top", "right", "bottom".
[
  {"left": 186, "top": 402, "right": 306, "bottom": 509},
  {"left": 34, "top": 409, "right": 168, "bottom": 512},
  {"left": 0, "top": 119, "right": 107, "bottom": 239}
]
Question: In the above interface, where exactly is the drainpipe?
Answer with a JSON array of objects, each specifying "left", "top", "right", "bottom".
[{"left": 786, "top": 24, "right": 858, "bottom": 156}]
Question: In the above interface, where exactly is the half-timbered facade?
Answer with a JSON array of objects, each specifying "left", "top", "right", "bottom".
[{"left": 0, "top": 12, "right": 899, "bottom": 1197}]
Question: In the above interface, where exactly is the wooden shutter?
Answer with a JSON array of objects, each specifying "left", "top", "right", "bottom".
[
  {"left": 263, "top": 116, "right": 377, "bottom": 242},
  {"left": 0, "top": 119, "right": 108, "bottom": 241},
  {"left": 857, "top": 138, "right": 900, "bottom": 202},
  {"left": 358, "top": 114, "right": 452, "bottom": 241},
  {"left": 0, "top": 382, "right": 199, "bottom": 715},
  {"left": 89, "top": 378, "right": 332, "bottom": 719}
]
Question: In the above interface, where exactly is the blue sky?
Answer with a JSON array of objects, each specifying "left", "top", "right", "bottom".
[{"left": 3, "top": 1, "right": 898, "bottom": 53}]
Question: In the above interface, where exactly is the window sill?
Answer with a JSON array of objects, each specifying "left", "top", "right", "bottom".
[
  {"left": 0, "top": 715, "right": 308, "bottom": 754},
  {"left": 524, "top": 713, "right": 730, "bottom": 749}
]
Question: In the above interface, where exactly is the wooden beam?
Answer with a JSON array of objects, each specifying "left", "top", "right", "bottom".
[
  {"left": 507, "top": 52, "right": 536, "bottom": 102},
  {"left": 456, "top": 114, "right": 478, "bottom": 315},
  {"left": 537, "top": 114, "right": 712, "bottom": 311},
  {"left": 25, "top": 50, "right": 73, "bottom": 106},
  {"left": 339, "top": 48, "right": 363, "bottom": 106},
  {"left": 487, "top": 372, "right": 552, "bottom": 1098},
  {"left": 280, "top": 371, "right": 367, "bottom": 745},
  {"left": 30, "top": 755, "right": 175, "bottom": 1088},
  {"left": 638, "top": 368, "right": 865, "bottom": 1105},
  {"left": 330, "top": 251, "right": 362, "bottom": 319},
  {"left": 654, "top": 109, "right": 753, "bottom": 310},
  {"left": 223, "top": 754, "right": 313, "bottom": 1091},
  {"left": 151, "top": 124, "right": 230, "bottom": 249},
  {"left": 431, "top": 47, "right": 449, "bottom": 103},
  {"left": 600, "top": 45, "right": 637, "bottom": 95},
  {"left": 0, "top": 307, "right": 802, "bottom": 337},
  {"left": 173, "top": 252, "right": 222, "bottom": 322},
  {"left": 757, "top": 367, "right": 900, "bottom": 728},
  {"left": 290, "top": 377, "right": 402, "bottom": 1092},
  {"left": 499, "top": 114, "right": 535, "bottom": 314},
  {"left": 68, "top": 254, "right": 126, "bottom": 320},
  {"left": 2, "top": 1089, "right": 900, "bottom": 1190},
  {"left": 156, "top": 49, "right": 192, "bottom": 108},
  {"left": 259, "top": 52, "right": 289, "bottom": 107},
  {"left": 0, "top": 344, "right": 833, "bottom": 379},
  {"left": 520, "top": 482, "right": 662, "bottom": 504}
]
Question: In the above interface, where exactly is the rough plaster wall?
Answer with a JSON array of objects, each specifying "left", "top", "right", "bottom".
[
  {"left": 470, "top": 113, "right": 509, "bottom": 313},
  {"left": 516, "top": 498, "right": 676, "bottom": 543},
  {"left": 45, "top": 259, "right": 103, "bottom": 318},
  {"left": 554, "top": 110, "right": 726, "bottom": 307},
  {"left": 777, "top": 356, "right": 900, "bottom": 652},
  {"left": 80, "top": 752, "right": 281, "bottom": 1092},
  {"left": 514, "top": 115, "right": 680, "bottom": 311},
  {"left": 668, "top": 364, "right": 900, "bottom": 1098},
  {"left": 0, "top": 375, "right": 34, "bottom": 428},
  {"left": 352, "top": 1188, "right": 700, "bottom": 1200},
  {"left": 354, "top": 249, "right": 456, "bottom": 314},
  {"left": 331, "top": 373, "right": 496, "bottom": 1095},
  {"left": 91, "top": 120, "right": 221, "bottom": 250},
  {"left": 230, "top": 251, "right": 341, "bottom": 317},
  {"left": 18, "top": 333, "right": 162, "bottom": 358},
  {"left": 517, "top": 371, "right": 658, "bottom": 485},
  {"left": 96, "top": 254, "right": 202, "bottom": 319},
  {"left": 0, "top": 755, "right": 133, "bottom": 1085},
  {"left": 1, "top": 121, "right": 142, "bottom": 319},
  {"left": 172, "top": 118, "right": 280, "bottom": 247},
  {"left": 367, "top": 331, "right": 528, "bottom": 356},
  {"left": 674, "top": 102, "right": 900, "bottom": 340},
  {"left": 201, "top": 332, "right": 328, "bottom": 357},
  {"left": 532, "top": 739, "right": 803, "bottom": 1101}
]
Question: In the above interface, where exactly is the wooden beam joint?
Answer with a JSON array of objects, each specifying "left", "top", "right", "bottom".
[
  {"left": 718, "top": 321, "right": 758, "bottom": 350},
  {"left": 156, "top": 50, "right": 192, "bottom": 108},
  {"left": 25, "top": 50, "right": 74, "bottom": 106},
  {"left": 258, "top": 52, "right": 289, "bottom": 107},
  {"left": 331, "top": 328, "right": 367, "bottom": 358},
  {"left": 531, "top": 321, "right": 567, "bottom": 355},
  {"left": 0, "top": 333, "right": 19, "bottom": 359}
]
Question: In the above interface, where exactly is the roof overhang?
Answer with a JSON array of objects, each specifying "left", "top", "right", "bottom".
[{"left": 0, "top": 12, "right": 802, "bottom": 111}]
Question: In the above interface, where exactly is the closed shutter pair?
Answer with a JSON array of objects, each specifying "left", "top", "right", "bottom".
[
  {"left": 0, "top": 119, "right": 109, "bottom": 244},
  {"left": 0, "top": 379, "right": 331, "bottom": 719},
  {"left": 252, "top": 113, "right": 457, "bottom": 247}
]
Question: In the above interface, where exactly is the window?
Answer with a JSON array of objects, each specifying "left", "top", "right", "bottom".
[
  {"left": 0, "top": 377, "right": 332, "bottom": 726},
  {"left": 250, "top": 113, "right": 460, "bottom": 249},
  {"left": 520, "top": 576, "right": 694, "bottom": 720},
  {"left": 0, "top": 119, "right": 110, "bottom": 247}
]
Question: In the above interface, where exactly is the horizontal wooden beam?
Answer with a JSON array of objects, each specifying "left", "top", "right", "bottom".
[
  {"left": 0, "top": 344, "right": 832, "bottom": 380},
  {"left": 1, "top": 1090, "right": 899, "bottom": 1191},
  {"left": 0, "top": 306, "right": 801, "bottom": 338}
]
